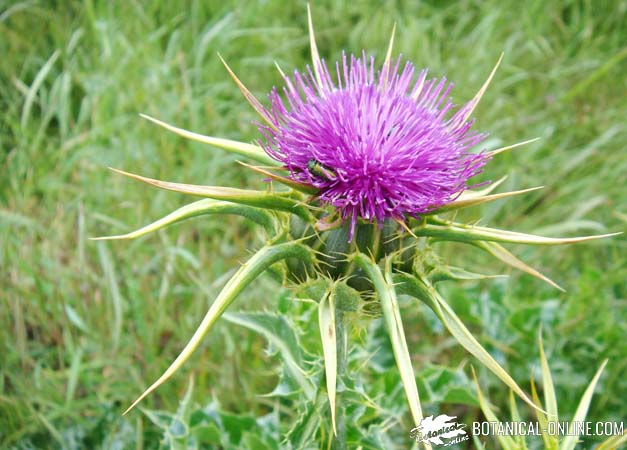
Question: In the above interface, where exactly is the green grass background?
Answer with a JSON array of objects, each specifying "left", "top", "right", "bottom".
[{"left": 1, "top": 0, "right": 625, "bottom": 448}]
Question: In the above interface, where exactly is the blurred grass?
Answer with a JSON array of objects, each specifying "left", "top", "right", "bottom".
[{"left": 1, "top": 0, "right": 625, "bottom": 448}]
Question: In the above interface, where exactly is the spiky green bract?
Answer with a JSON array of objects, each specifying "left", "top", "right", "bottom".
[
  {"left": 351, "top": 253, "right": 430, "bottom": 449},
  {"left": 472, "top": 337, "right": 615, "bottom": 450},
  {"left": 123, "top": 241, "right": 315, "bottom": 414},
  {"left": 91, "top": 199, "right": 276, "bottom": 240},
  {"left": 393, "top": 272, "right": 541, "bottom": 413}
]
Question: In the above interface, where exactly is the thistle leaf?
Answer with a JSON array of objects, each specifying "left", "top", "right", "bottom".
[
  {"left": 394, "top": 273, "right": 544, "bottom": 414},
  {"left": 472, "top": 241, "right": 564, "bottom": 291},
  {"left": 123, "top": 242, "right": 314, "bottom": 414},
  {"left": 223, "top": 312, "right": 315, "bottom": 400},
  {"left": 108, "top": 168, "right": 312, "bottom": 220},
  {"left": 140, "top": 114, "right": 278, "bottom": 166},
  {"left": 428, "top": 186, "right": 543, "bottom": 214},
  {"left": 353, "top": 254, "right": 429, "bottom": 445},
  {"left": 318, "top": 290, "right": 337, "bottom": 435},
  {"left": 559, "top": 360, "right": 608, "bottom": 450},
  {"left": 91, "top": 199, "right": 275, "bottom": 240},
  {"left": 415, "top": 221, "right": 619, "bottom": 246},
  {"left": 471, "top": 367, "right": 519, "bottom": 450}
]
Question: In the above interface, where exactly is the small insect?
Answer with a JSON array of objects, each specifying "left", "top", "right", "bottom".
[{"left": 307, "top": 159, "right": 337, "bottom": 182}]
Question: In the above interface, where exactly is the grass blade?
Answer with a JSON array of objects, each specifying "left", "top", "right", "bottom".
[
  {"left": 123, "top": 242, "right": 314, "bottom": 414},
  {"left": 538, "top": 330, "right": 559, "bottom": 449},
  {"left": 560, "top": 360, "right": 608, "bottom": 450}
]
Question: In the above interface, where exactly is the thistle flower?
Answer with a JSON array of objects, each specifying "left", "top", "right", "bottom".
[
  {"left": 259, "top": 52, "right": 488, "bottom": 235},
  {"left": 93, "top": 6, "right": 618, "bottom": 447}
]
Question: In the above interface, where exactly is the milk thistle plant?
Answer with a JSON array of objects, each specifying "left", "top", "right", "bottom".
[{"left": 95, "top": 7, "right": 618, "bottom": 449}]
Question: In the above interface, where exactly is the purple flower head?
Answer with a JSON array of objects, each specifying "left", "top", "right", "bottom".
[{"left": 259, "top": 52, "right": 489, "bottom": 234}]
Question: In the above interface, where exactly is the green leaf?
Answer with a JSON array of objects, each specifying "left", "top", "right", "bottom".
[
  {"left": 91, "top": 199, "right": 276, "bottom": 240},
  {"left": 140, "top": 114, "right": 279, "bottom": 166},
  {"left": 109, "top": 167, "right": 312, "bottom": 220},
  {"left": 222, "top": 312, "right": 315, "bottom": 400},
  {"left": 394, "top": 273, "right": 543, "bottom": 414},
  {"left": 123, "top": 242, "right": 314, "bottom": 414},
  {"left": 317, "top": 290, "right": 337, "bottom": 435},
  {"left": 559, "top": 360, "right": 608, "bottom": 450},
  {"left": 352, "top": 254, "right": 429, "bottom": 448}
]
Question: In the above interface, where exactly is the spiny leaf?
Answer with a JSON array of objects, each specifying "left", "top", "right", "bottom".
[
  {"left": 108, "top": 167, "right": 312, "bottom": 220},
  {"left": 472, "top": 241, "right": 564, "bottom": 291},
  {"left": 353, "top": 254, "right": 429, "bottom": 449},
  {"left": 223, "top": 312, "right": 315, "bottom": 400},
  {"left": 123, "top": 242, "right": 314, "bottom": 414},
  {"left": 91, "top": 199, "right": 275, "bottom": 240},
  {"left": 218, "top": 54, "right": 278, "bottom": 130},
  {"left": 394, "top": 273, "right": 544, "bottom": 414},
  {"left": 139, "top": 114, "right": 279, "bottom": 166},
  {"left": 318, "top": 290, "right": 337, "bottom": 435},
  {"left": 559, "top": 360, "right": 608, "bottom": 450},
  {"left": 428, "top": 186, "right": 543, "bottom": 214}
]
